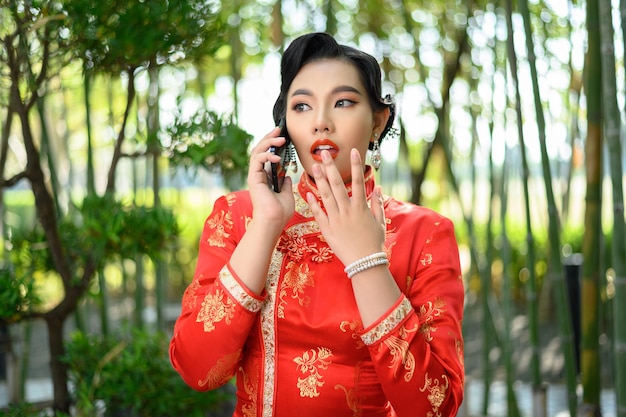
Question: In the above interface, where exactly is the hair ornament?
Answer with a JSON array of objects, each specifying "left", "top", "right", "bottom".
[{"left": 380, "top": 94, "right": 399, "bottom": 141}]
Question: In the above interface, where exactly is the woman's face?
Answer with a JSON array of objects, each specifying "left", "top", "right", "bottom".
[{"left": 284, "top": 59, "right": 388, "bottom": 183}]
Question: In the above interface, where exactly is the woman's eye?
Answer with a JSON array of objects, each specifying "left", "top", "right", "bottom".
[
  {"left": 293, "top": 103, "right": 310, "bottom": 112},
  {"left": 336, "top": 99, "right": 355, "bottom": 108}
]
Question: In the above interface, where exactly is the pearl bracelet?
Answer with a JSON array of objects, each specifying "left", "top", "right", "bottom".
[{"left": 344, "top": 252, "right": 389, "bottom": 279}]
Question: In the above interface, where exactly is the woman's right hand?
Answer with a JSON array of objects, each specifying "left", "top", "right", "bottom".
[
  {"left": 228, "top": 127, "right": 296, "bottom": 295},
  {"left": 247, "top": 126, "right": 295, "bottom": 235}
]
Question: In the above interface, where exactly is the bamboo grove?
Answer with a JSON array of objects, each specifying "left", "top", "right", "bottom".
[{"left": 0, "top": 0, "right": 625, "bottom": 416}]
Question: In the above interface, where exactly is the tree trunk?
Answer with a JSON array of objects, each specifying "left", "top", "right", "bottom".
[
  {"left": 10, "top": 57, "right": 92, "bottom": 416},
  {"left": 46, "top": 314, "right": 70, "bottom": 413},
  {"left": 106, "top": 68, "right": 136, "bottom": 194}
]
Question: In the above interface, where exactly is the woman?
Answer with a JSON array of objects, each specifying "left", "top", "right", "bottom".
[{"left": 170, "top": 32, "right": 465, "bottom": 417}]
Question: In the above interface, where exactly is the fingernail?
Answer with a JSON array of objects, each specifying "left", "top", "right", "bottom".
[{"left": 351, "top": 148, "right": 359, "bottom": 161}]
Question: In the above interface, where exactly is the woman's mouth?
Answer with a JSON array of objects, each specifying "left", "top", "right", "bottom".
[{"left": 311, "top": 139, "right": 339, "bottom": 161}]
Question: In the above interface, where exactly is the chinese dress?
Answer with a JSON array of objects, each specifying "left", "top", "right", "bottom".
[{"left": 169, "top": 167, "right": 465, "bottom": 417}]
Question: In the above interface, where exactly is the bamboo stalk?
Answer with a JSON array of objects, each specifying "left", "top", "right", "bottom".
[
  {"left": 494, "top": 121, "right": 521, "bottom": 417},
  {"left": 148, "top": 63, "right": 168, "bottom": 332},
  {"left": 474, "top": 117, "right": 494, "bottom": 417},
  {"left": 616, "top": 0, "right": 626, "bottom": 405},
  {"left": 435, "top": 104, "right": 508, "bottom": 416},
  {"left": 579, "top": 0, "right": 605, "bottom": 413},
  {"left": 600, "top": 0, "right": 626, "bottom": 414},
  {"left": 517, "top": 0, "right": 579, "bottom": 413},
  {"left": 502, "top": 0, "right": 542, "bottom": 394},
  {"left": 84, "top": 72, "right": 96, "bottom": 197}
]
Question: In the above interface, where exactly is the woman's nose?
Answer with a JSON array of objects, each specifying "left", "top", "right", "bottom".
[{"left": 313, "top": 110, "right": 333, "bottom": 133}]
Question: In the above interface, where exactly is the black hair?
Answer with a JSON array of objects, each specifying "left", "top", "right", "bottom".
[{"left": 272, "top": 32, "right": 396, "bottom": 149}]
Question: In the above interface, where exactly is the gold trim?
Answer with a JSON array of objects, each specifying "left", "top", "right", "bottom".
[
  {"left": 260, "top": 249, "right": 283, "bottom": 417},
  {"left": 219, "top": 268, "right": 264, "bottom": 313},
  {"left": 360, "top": 297, "right": 412, "bottom": 345}
]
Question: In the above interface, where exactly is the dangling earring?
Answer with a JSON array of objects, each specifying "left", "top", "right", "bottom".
[
  {"left": 287, "top": 143, "right": 298, "bottom": 173},
  {"left": 371, "top": 134, "right": 382, "bottom": 170}
]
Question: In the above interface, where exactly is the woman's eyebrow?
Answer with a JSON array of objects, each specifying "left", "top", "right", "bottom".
[
  {"left": 290, "top": 85, "right": 363, "bottom": 97},
  {"left": 332, "top": 85, "right": 362, "bottom": 95},
  {"left": 291, "top": 88, "right": 312, "bottom": 97}
]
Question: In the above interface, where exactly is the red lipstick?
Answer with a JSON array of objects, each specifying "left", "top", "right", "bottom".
[{"left": 310, "top": 139, "right": 339, "bottom": 161}]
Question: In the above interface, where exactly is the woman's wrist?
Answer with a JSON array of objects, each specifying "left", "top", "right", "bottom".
[
  {"left": 246, "top": 218, "right": 285, "bottom": 244},
  {"left": 230, "top": 219, "right": 284, "bottom": 295},
  {"left": 344, "top": 252, "right": 389, "bottom": 279}
]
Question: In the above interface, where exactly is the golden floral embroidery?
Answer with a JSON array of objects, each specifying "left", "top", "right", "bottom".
[
  {"left": 277, "top": 223, "right": 331, "bottom": 264},
  {"left": 334, "top": 384, "right": 360, "bottom": 417},
  {"left": 225, "top": 193, "right": 237, "bottom": 206},
  {"left": 182, "top": 279, "right": 201, "bottom": 310},
  {"left": 278, "top": 232, "right": 309, "bottom": 262},
  {"left": 278, "top": 261, "right": 314, "bottom": 318},
  {"left": 456, "top": 337, "right": 465, "bottom": 368},
  {"left": 383, "top": 324, "right": 418, "bottom": 382},
  {"left": 383, "top": 218, "right": 394, "bottom": 247},
  {"left": 198, "top": 350, "right": 241, "bottom": 388},
  {"left": 220, "top": 268, "right": 264, "bottom": 312},
  {"left": 334, "top": 360, "right": 364, "bottom": 416},
  {"left": 294, "top": 185, "right": 313, "bottom": 217},
  {"left": 455, "top": 336, "right": 466, "bottom": 386},
  {"left": 384, "top": 240, "right": 395, "bottom": 256},
  {"left": 405, "top": 275, "right": 413, "bottom": 290},
  {"left": 311, "top": 246, "right": 333, "bottom": 262},
  {"left": 206, "top": 210, "right": 233, "bottom": 247},
  {"left": 420, "top": 373, "right": 449, "bottom": 417},
  {"left": 418, "top": 298, "right": 446, "bottom": 342},
  {"left": 196, "top": 289, "right": 235, "bottom": 332},
  {"left": 293, "top": 347, "right": 333, "bottom": 398},
  {"left": 340, "top": 320, "right": 365, "bottom": 349},
  {"left": 361, "top": 297, "right": 412, "bottom": 345},
  {"left": 239, "top": 364, "right": 258, "bottom": 417},
  {"left": 420, "top": 252, "right": 433, "bottom": 266}
]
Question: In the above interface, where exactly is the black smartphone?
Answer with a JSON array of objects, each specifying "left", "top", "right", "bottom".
[{"left": 268, "top": 118, "right": 291, "bottom": 192}]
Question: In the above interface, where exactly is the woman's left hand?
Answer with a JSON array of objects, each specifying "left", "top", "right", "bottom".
[{"left": 306, "top": 148, "right": 386, "bottom": 267}]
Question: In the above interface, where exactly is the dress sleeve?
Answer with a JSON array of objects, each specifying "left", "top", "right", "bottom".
[
  {"left": 169, "top": 193, "right": 265, "bottom": 391},
  {"left": 359, "top": 217, "right": 465, "bottom": 417}
]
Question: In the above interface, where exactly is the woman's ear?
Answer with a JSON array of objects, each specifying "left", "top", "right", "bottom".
[{"left": 373, "top": 107, "right": 391, "bottom": 133}]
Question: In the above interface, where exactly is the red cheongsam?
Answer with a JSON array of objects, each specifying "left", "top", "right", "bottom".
[{"left": 170, "top": 168, "right": 465, "bottom": 417}]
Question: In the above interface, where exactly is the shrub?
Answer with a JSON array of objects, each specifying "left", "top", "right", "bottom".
[{"left": 63, "top": 328, "right": 230, "bottom": 417}]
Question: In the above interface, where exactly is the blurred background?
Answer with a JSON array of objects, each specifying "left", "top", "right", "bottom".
[{"left": 0, "top": 0, "right": 623, "bottom": 416}]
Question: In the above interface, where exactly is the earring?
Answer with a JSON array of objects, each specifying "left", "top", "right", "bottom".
[
  {"left": 371, "top": 134, "right": 382, "bottom": 170},
  {"left": 288, "top": 143, "right": 298, "bottom": 173}
]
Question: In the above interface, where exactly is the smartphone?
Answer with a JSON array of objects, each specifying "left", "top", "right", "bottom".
[{"left": 268, "top": 118, "right": 291, "bottom": 192}]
